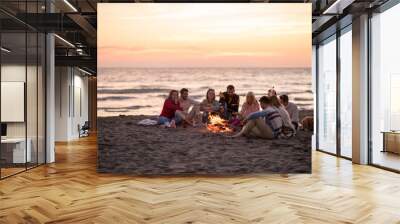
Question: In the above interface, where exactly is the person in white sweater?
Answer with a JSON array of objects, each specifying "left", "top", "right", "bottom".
[
  {"left": 270, "top": 95, "right": 295, "bottom": 137},
  {"left": 279, "top": 94, "right": 299, "bottom": 130}
]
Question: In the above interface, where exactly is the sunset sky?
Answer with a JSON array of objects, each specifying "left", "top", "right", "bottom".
[{"left": 98, "top": 4, "right": 311, "bottom": 68}]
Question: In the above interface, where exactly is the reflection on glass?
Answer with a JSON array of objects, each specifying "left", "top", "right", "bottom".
[
  {"left": 340, "top": 29, "right": 352, "bottom": 158},
  {"left": 1, "top": 31, "right": 27, "bottom": 177},
  {"left": 27, "top": 31, "right": 38, "bottom": 169},
  {"left": 318, "top": 37, "right": 337, "bottom": 154},
  {"left": 371, "top": 3, "right": 400, "bottom": 171}
]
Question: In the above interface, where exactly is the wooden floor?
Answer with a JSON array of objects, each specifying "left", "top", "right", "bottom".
[
  {"left": 372, "top": 151, "right": 400, "bottom": 171},
  {"left": 1, "top": 135, "right": 400, "bottom": 224}
]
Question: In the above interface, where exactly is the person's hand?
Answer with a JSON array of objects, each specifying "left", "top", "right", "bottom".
[{"left": 219, "top": 92, "right": 224, "bottom": 98}]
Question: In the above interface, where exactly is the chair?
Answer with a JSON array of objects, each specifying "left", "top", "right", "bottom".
[{"left": 79, "top": 121, "right": 90, "bottom": 138}]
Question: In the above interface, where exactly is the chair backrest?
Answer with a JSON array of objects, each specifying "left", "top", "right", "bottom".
[{"left": 82, "top": 121, "right": 90, "bottom": 129}]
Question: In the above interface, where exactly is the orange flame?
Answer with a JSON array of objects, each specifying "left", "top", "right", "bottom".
[{"left": 207, "top": 114, "right": 233, "bottom": 133}]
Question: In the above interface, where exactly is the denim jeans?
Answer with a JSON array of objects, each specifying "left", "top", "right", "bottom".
[
  {"left": 158, "top": 113, "right": 182, "bottom": 125},
  {"left": 158, "top": 116, "right": 171, "bottom": 125}
]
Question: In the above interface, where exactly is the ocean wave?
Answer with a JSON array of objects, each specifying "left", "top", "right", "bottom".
[
  {"left": 293, "top": 97, "right": 313, "bottom": 101},
  {"left": 98, "top": 96, "right": 136, "bottom": 101},
  {"left": 98, "top": 105, "right": 152, "bottom": 111},
  {"left": 296, "top": 103, "right": 313, "bottom": 107}
]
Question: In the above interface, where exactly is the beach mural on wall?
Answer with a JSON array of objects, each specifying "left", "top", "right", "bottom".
[{"left": 97, "top": 3, "right": 313, "bottom": 174}]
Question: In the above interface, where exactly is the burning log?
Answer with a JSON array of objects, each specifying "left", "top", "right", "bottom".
[{"left": 207, "top": 114, "right": 233, "bottom": 133}]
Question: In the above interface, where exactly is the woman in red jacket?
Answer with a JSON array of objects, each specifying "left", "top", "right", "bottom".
[{"left": 158, "top": 90, "right": 184, "bottom": 128}]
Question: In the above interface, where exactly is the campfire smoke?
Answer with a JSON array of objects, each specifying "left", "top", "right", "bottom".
[{"left": 207, "top": 114, "right": 233, "bottom": 133}]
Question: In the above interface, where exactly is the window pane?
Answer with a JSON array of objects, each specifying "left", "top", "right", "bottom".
[
  {"left": 340, "top": 29, "right": 352, "bottom": 158},
  {"left": 318, "top": 37, "right": 337, "bottom": 154},
  {"left": 371, "top": 3, "right": 400, "bottom": 170}
]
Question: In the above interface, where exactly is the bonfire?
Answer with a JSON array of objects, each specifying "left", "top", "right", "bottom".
[{"left": 207, "top": 114, "right": 233, "bottom": 133}]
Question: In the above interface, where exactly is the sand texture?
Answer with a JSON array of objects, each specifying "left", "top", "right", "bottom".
[{"left": 97, "top": 111, "right": 312, "bottom": 175}]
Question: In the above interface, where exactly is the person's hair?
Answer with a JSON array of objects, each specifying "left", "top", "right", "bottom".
[
  {"left": 227, "top": 85, "right": 235, "bottom": 91},
  {"left": 168, "top": 90, "right": 179, "bottom": 99},
  {"left": 206, "top": 88, "right": 216, "bottom": 102},
  {"left": 270, "top": 95, "right": 282, "bottom": 107},
  {"left": 259, "top": 96, "right": 272, "bottom": 105},
  {"left": 279, "top": 94, "right": 289, "bottom": 103},
  {"left": 180, "top": 88, "right": 189, "bottom": 95},
  {"left": 245, "top": 91, "right": 257, "bottom": 105}
]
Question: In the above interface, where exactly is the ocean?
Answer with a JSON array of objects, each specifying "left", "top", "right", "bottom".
[{"left": 97, "top": 67, "right": 313, "bottom": 117}]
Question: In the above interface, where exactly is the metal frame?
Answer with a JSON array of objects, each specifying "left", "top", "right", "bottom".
[
  {"left": 315, "top": 44, "right": 319, "bottom": 151},
  {"left": 336, "top": 26, "right": 341, "bottom": 157},
  {"left": 367, "top": 10, "right": 373, "bottom": 165}
]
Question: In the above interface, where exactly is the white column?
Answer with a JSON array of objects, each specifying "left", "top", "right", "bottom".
[
  {"left": 352, "top": 14, "right": 369, "bottom": 164},
  {"left": 46, "top": 33, "right": 55, "bottom": 163},
  {"left": 45, "top": 0, "right": 56, "bottom": 163}
]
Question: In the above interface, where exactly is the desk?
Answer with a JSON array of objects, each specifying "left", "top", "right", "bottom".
[
  {"left": 1, "top": 138, "right": 31, "bottom": 163},
  {"left": 382, "top": 131, "right": 400, "bottom": 154}
]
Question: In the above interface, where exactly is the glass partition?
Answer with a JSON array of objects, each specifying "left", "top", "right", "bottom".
[
  {"left": 0, "top": 3, "right": 46, "bottom": 179},
  {"left": 370, "top": 3, "right": 400, "bottom": 171},
  {"left": 1, "top": 31, "right": 28, "bottom": 177},
  {"left": 27, "top": 30, "right": 38, "bottom": 169},
  {"left": 317, "top": 36, "right": 337, "bottom": 154}
]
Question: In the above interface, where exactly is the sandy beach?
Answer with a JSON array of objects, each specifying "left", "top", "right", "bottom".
[{"left": 97, "top": 110, "right": 312, "bottom": 175}]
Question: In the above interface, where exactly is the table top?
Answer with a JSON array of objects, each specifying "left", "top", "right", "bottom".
[
  {"left": 1, "top": 138, "right": 30, "bottom": 143},
  {"left": 381, "top": 131, "right": 400, "bottom": 134}
]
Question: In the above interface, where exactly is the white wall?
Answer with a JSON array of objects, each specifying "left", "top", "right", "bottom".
[
  {"left": 55, "top": 67, "right": 89, "bottom": 141},
  {"left": 55, "top": 66, "right": 70, "bottom": 141}
]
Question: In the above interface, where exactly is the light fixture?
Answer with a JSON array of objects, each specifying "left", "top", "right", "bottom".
[
  {"left": 78, "top": 67, "right": 93, "bottom": 76},
  {"left": 54, "top": 34, "right": 75, "bottom": 48},
  {"left": 1, "top": 47, "right": 11, "bottom": 53},
  {"left": 63, "top": 0, "right": 78, "bottom": 12}
]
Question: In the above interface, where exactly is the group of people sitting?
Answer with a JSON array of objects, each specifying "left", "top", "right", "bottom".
[{"left": 158, "top": 85, "right": 300, "bottom": 139}]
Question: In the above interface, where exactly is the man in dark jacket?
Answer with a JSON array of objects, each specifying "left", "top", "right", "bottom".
[{"left": 219, "top": 85, "right": 239, "bottom": 120}]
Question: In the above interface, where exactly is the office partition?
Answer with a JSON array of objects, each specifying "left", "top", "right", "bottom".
[{"left": 0, "top": 1, "right": 47, "bottom": 179}]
